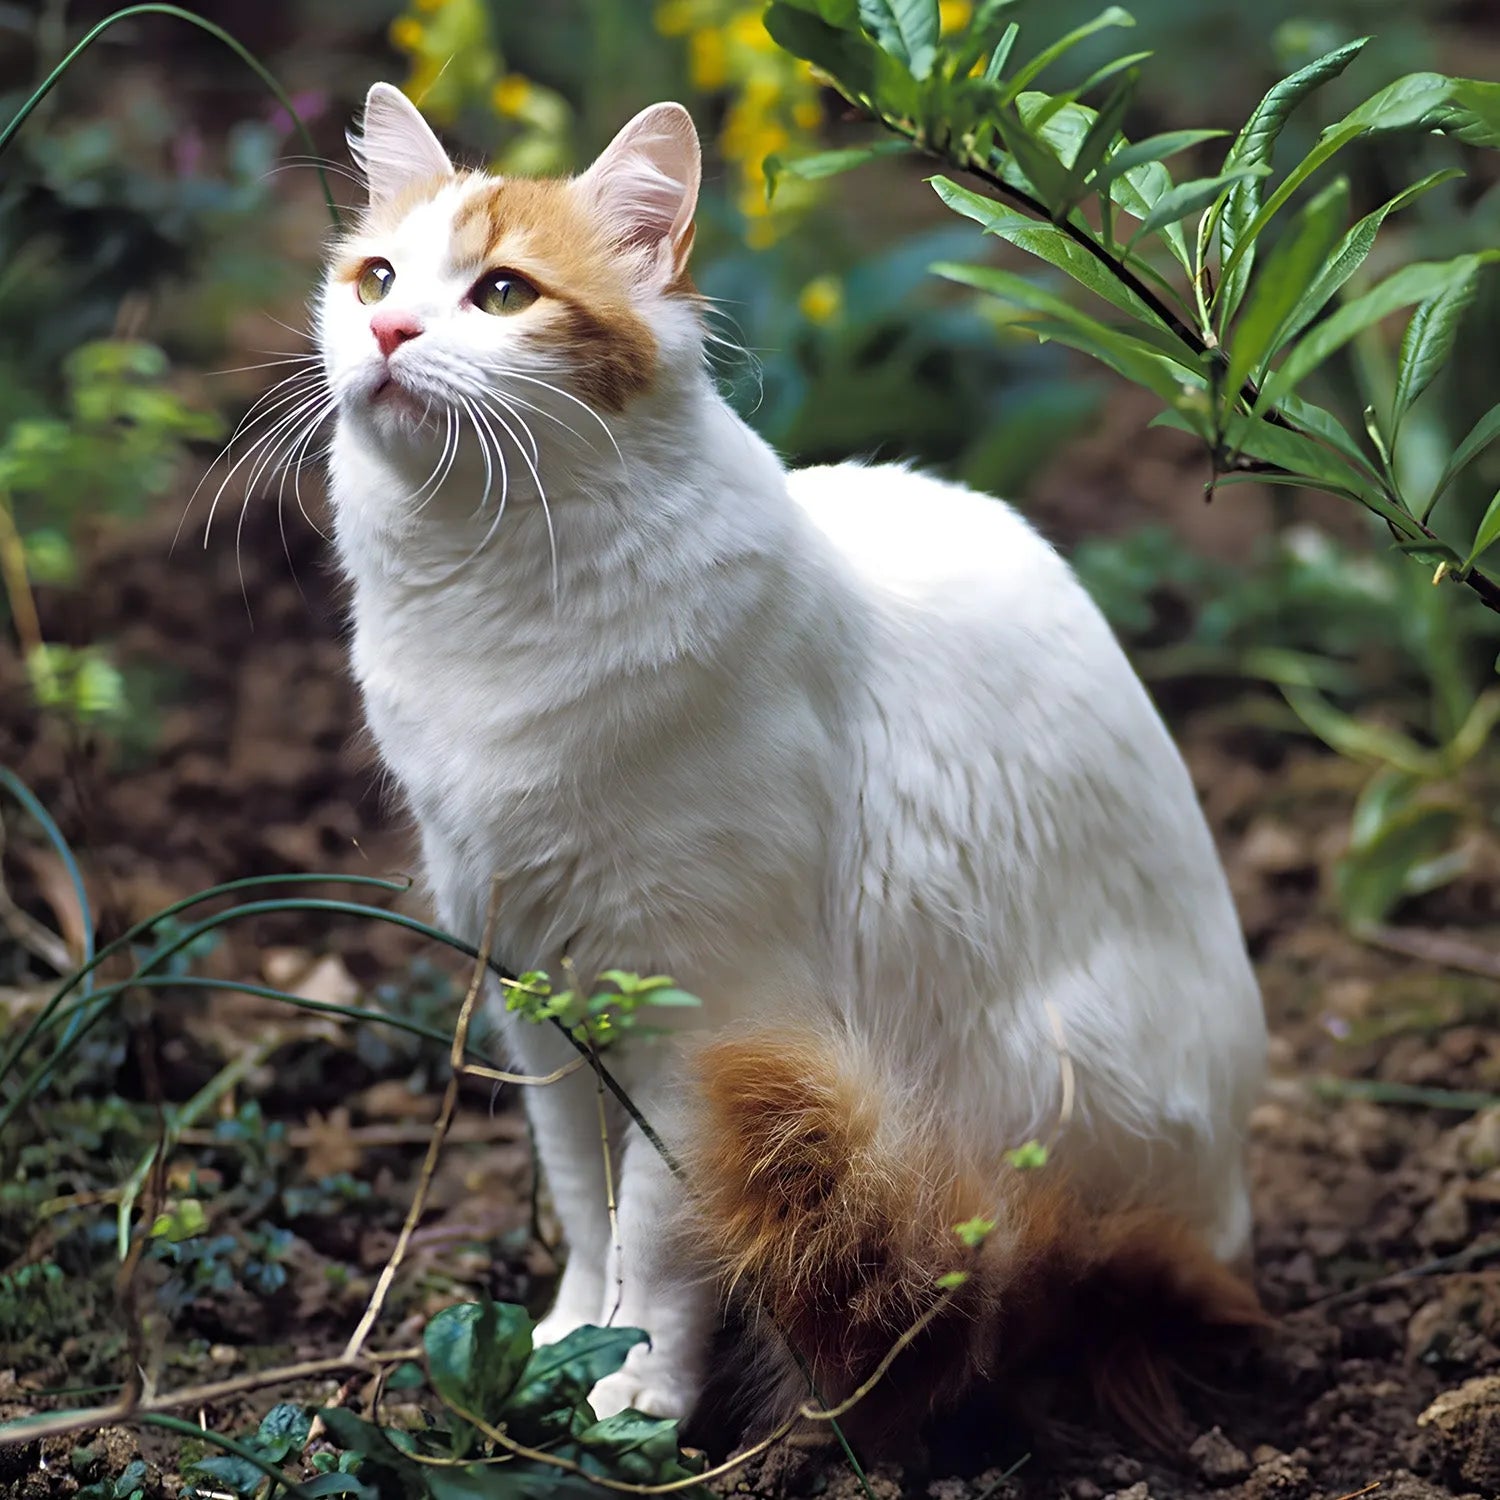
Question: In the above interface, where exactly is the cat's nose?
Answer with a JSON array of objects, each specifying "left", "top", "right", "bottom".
[{"left": 370, "top": 310, "right": 423, "bottom": 360}]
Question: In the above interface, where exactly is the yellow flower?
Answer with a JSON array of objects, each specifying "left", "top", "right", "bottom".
[
  {"left": 389, "top": 15, "right": 424, "bottom": 52},
  {"left": 491, "top": 73, "right": 532, "bottom": 117},
  {"left": 415, "top": 0, "right": 443, "bottom": 11},
  {"left": 727, "top": 10, "right": 775, "bottom": 51},
  {"left": 939, "top": 0, "right": 973, "bottom": 33},
  {"left": 799, "top": 276, "right": 842, "bottom": 324},
  {"left": 689, "top": 28, "right": 729, "bottom": 90},
  {"left": 792, "top": 99, "right": 821, "bottom": 130},
  {"left": 746, "top": 219, "right": 778, "bottom": 249},
  {"left": 654, "top": 0, "right": 694, "bottom": 37},
  {"left": 742, "top": 75, "right": 780, "bottom": 108}
]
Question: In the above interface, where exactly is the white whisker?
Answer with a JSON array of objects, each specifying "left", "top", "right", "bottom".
[
  {"left": 476, "top": 394, "right": 556, "bottom": 593},
  {"left": 186, "top": 374, "right": 327, "bottom": 549},
  {"left": 500, "top": 372, "right": 625, "bottom": 471}
]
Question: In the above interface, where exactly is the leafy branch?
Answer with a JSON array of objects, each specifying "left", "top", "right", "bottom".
[{"left": 763, "top": 0, "right": 1500, "bottom": 616}]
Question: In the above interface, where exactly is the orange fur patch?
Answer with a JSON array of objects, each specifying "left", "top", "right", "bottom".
[
  {"left": 688, "top": 1030, "right": 1266, "bottom": 1452},
  {"left": 450, "top": 175, "right": 658, "bottom": 413}
]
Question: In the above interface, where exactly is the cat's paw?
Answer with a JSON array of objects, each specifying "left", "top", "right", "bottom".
[
  {"left": 532, "top": 1305, "right": 595, "bottom": 1347},
  {"left": 589, "top": 1350, "right": 698, "bottom": 1422}
]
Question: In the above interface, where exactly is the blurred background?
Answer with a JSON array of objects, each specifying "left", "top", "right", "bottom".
[{"left": 3, "top": 4, "right": 1500, "bottom": 1494}]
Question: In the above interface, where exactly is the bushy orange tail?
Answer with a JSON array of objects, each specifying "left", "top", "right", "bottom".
[{"left": 687, "top": 1028, "right": 1265, "bottom": 1450}]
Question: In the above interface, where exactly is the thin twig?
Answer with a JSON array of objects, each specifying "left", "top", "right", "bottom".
[
  {"left": 594, "top": 1041, "right": 625, "bottom": 1328},
  {"left": 0, "top": 1349, "right": 421, "bottom": 1448},
  {"left": 1293, "top": 1238, "right": 1500, "bottom": 1313},
  {"left": 1360, "top": 923, "right": 1500, "bottom": 983},
  {"left": 342, "top": 876, "right": 503, "bottom": 1363}
]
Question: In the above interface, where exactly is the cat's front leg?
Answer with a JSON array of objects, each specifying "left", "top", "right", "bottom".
[
  {"left": 503, "top": 1011, "right": 615, "bottom": 1345},
  {"left": 588, "top": 1108, "right": 710, "bottom": 1422}
]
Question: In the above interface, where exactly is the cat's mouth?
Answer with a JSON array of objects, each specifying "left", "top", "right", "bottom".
[{"left": 369, "top": 375, "right": 430, "bottom": 422}]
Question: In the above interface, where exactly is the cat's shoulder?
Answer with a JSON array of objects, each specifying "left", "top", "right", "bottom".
[{"left": 784, "top": 459, "right": 1080, "bottom": 607}]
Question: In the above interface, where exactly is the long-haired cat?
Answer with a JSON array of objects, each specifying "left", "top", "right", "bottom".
[{"left": 317, "top": 83, "right": 1267, "bottom": 1442}]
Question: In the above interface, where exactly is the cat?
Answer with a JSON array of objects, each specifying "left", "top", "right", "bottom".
[{"left": 317, "top": 82, "right": 1268, "bottom": 1440}]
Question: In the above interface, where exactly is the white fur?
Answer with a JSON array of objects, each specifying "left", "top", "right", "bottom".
[{"left": 320, "top": 89, "right": 1266, "bottom": 1422}]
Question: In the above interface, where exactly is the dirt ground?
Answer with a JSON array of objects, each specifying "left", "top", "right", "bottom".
[{"left": 1, "top": 411, "right": 1498, "bottom": 1500}]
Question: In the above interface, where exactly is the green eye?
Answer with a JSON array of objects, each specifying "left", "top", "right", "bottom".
[
  {"left": 473, "top": 271, "right": 539, "bottom": 316},
  {"left": 356, "top": 259, "right": 395, "bottom": 304}
]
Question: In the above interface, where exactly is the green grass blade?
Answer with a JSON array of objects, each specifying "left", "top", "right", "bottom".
[{"left": 0, "top": 4, "right": 341, "bottom": 228}]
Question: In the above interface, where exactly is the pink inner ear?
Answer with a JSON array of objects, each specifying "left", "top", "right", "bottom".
[{"left": 581, "top": 105, "right": 701, "bottom": 270}]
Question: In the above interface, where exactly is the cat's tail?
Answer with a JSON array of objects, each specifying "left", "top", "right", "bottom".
[{"left": 686, "top": 1026, "right": 1265, "bottom": 1448}]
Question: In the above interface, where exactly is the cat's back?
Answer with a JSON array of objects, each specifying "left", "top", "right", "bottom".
[{"left": 787, "top": 460, "right": 1135, "bottom": 703}]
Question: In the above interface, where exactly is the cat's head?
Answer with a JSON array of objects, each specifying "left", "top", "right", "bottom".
[{"left": 318, "top": 83, "right": 702, "bottom": 449}]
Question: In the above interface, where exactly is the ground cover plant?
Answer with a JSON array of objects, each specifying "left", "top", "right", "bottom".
[{"left": 2, "top": 2, "right": 1499, "bottom": 1497}]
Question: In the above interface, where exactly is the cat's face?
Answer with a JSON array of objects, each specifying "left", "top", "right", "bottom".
[{"left": 318, "top": 84, "right": 702, "bottom": 454}]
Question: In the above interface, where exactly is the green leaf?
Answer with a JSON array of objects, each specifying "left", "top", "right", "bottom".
[
  {"left": 1004, "top": 1139, "right": 1049, "bottom": 1170},
  {"left": 1259, "top": 253, "right": 1500, "bottom": 415},
  {"left": 1000, "top": 7, "right": 1134, "bottom": 104},
  {"left": 1219, "top": 414, "right": 1398, "bottom": 518},
  {"left": 763, "top": 3, "right": 918, "bottom": 115},
  {"left": 149, "top": 1198, "right": 207, "bottom": 1242},
  {"left": 1217, "top": 121, "right": 1365, "bottom": 290},
  {"left": 764, "top": 139, "right": 912, "bottom": 200},
  {"left": 984, "top": 20, "right": 1018, "bottom": 82},
  {"left": 642, "top": 988, "right": 701, "bottom": 1008},
  {"left": 935, "top": 1270, "right": 971, "bottom": 1288},
  {"left": 1465, "top": 487, "right": 1500, "bottom": 571},
  {"left": 299, "top": 1477, "right": 376, "bottom": 1498},
  {"left": 1096, "top": 128, "right": 1228, "bottom": 186},
  {"left": 425, "top": 1300, "right": 533, "bottom": 1429},
  {"left": 1278, "top": 168, "right": 1465, "bottom": 348},
  {"left": 1059, "top": 69, "right": 1139, "bottom": 207},
  {"left": 1277, "top": 393, "right": 1382, "bottom": 482},
  {"left": 1281, "top": 685, "right": 1434, "bottom": 773},
  {"left": 930, "top": 177, "right": 1199, "bottom": 353},
  {"left": 858, "top": 0, "right": 939, "bottom": 79},
  {"left": 1224, "top": 71, "right": 1471, "bottom": 304},
  {"left": 188, "top": 1455, "right": 268, "bottom": 1497},
  {"left": 946, "top": 0, "right": 1021, "bottom": 79},
  {"left": 1426, "top": 400, "right": 1500, "bottom": 521},
  {"left": 935, "top": 260, "right": 1206, "bottom": 405},
  {"left": 991, "top": 103, "right": 1073, "bottom": 204},
  {"left": 570, "top": 1410, "right": 702, "bottom": 1486},
  {"left": 256, "top": 1402, "right": 313, "bottom": 1461},
  {"left": 1437, "top": 78, "right": 1500, "bottom": 147},
  {"left": 1336, "top": 798, "right": 1465, "bottom": 931},
  {"left": 1334, "top": 70, "right": 1464, "bottom": 136},
  {"left": 315, "top": 1408, "right": 420, "bottom": 1477},
  {"left": 503, "top": 1325, "right": 648, "bottom": 1444},
  {"left": 1216, "top": 38, "right": 1370, "bottom": 323},
  {"left": 1225, "top": 176, "right": 1349, "bottom": 408},
  {"left": 953, "top": 1215, "right": 997, "bottom": 1246},
  {"left": 1127, "top": 166, "right": 1268, "bottom": 247},
  {"left": 1391, "top": 268, "right": 1480, "bottom": 438}
]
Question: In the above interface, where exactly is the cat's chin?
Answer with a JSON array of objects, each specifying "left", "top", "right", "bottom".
[{"left": 358, "top": 378, "right": 445, "bottom": 443}]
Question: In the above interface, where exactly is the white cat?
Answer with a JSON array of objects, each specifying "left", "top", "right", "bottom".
[{"left": 318, "top": 84, "right": 1267, "bottom": 1438}]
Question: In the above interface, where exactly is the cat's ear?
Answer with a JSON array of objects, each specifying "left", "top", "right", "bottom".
[
  {"left": 350, "top": 83, "right": 454, "bottom": 208},
  {"left": 579, "top": 103, "right": 700, "bottom": 283}
]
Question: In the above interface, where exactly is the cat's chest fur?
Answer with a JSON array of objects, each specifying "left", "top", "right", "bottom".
[{"left": 333, "top": 430, "right": 845, "bottom": 996}]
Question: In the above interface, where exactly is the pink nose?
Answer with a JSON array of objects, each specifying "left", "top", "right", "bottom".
[{"left": 370, "top": 310, "right": 423, "bottom": 360}]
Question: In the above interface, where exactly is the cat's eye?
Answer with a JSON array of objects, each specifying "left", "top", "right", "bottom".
[
  {"left": 356, "top": 259, "right": 396, "bottom": 305},
  {"left": 472, "top": 271, "right": 539, "bottom": 317}
]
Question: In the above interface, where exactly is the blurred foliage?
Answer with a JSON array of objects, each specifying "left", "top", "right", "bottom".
[
  {"left": 1077, "top": 520, "right": 1500, "bottom": 926},
  {"left": 0, "top": 4, "right": 302, "bottom": 736}
]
